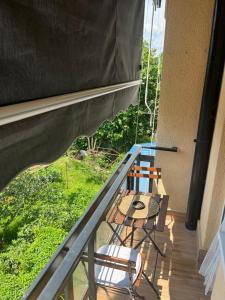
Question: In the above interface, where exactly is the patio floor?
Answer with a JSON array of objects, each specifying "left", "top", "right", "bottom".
[{"left": 97, "top": 211, "right": 211, "bottom": 300}]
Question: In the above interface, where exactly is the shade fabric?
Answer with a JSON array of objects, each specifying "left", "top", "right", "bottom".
[{"left": 0, "top": 0, "right": 144, "bottom": 190}]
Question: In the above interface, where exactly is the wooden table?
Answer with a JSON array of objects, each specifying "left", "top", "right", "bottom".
[
  {"left": 107, "top": 190, "right": 165, "bottom": 253},
  {"left": 118, "top": 193, "right": 160, "bottom": 221}
]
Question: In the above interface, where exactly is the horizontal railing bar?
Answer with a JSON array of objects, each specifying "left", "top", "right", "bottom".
[
  {"left": 0, "top": 80, "right": 141, "bottom": 126},
  {"left": 138, "top": 154, "right": 155, "bottom": 162},
  {"left": 37, "top": 147, "right": 141, "bottom": 300},
  {"left": 143, "top": 146, "right": 178, "bottom": 152},
  {"left": 23, "top": 153, "right": 131, "bottom": 300}
]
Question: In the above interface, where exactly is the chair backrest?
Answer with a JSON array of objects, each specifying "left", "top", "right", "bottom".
[
  {"left": 127, "top": 165, "right": 162, "bottom": 193},
  {"left": 82, "top": 251, "right": 137, "bottom": 274},
  {"left": 128, "top": 166, "right": 161, "bottom": 179}
]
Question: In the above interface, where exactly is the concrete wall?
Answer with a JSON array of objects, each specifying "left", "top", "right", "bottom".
[
  {"left": 211, "top": 260, "right": 225, "bottom": 300},
  {"left": 154, "top": 0, "right": 214, "bottom": 212},
  {"left": 198, "top": 67, "right": 225, "bottom": 250}
]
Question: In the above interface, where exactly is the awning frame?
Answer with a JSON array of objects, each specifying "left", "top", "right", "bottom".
[{"left": 0, "top": 80, "right": 141, "bottom": 126}]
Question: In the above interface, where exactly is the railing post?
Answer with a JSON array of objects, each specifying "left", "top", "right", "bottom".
[
  {"left": 127, "top": 168, "right": 135, "bottom": 191},
  {"left": 64, "top": 275, "right": 75, "bottom": 300},
  {"left": 88, "top": 234, "right": 96, "bottom": 300},
  {"left": 136, "top": 156, "right": 140, "bottom": 192},
  {"left": 148, "top": 155, "right": 154, "bottom": 193}
]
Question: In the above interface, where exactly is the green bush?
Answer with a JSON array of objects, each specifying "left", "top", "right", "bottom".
[
  {"left": 0, "top": 226, "right": 67, "bottom": 300},
  {"left": 0, "top": 153, "right": 116, "bottom": 299},
  {"left": 2, "top": 215, "right": 24, "bottom": 243},
  {"left": 0, "top": 168, "right": 64, "bottom": 246}
]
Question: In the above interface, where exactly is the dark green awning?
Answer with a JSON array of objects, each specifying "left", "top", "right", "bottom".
[{"left": 0, "top": 0, "right": 144, "bottom": 190}]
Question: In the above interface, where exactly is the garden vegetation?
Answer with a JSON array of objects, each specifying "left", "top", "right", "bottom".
[{"left": 0, "top": 43, "right": 160, "bottom": 299}]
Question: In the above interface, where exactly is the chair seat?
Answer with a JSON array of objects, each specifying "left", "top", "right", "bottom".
[{"left": 95, "top": 245, "right": 142, "bottom": 288}]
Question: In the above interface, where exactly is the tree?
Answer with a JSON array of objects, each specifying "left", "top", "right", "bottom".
[{"left": 74, "top": 41, "right": 162, "bottom": 152}]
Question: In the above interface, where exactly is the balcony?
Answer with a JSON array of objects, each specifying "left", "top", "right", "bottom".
[{"left": 22, "top": 147, "right": 209, "bottom": 300}]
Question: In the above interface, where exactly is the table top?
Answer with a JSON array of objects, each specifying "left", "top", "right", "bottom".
[{"left": 118, "top": 194, "right": 159, "bottom": 220}]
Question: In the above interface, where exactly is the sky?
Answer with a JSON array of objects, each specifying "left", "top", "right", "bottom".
[{"left": 143, "top": 0, "right": 166, "bottom": 53}]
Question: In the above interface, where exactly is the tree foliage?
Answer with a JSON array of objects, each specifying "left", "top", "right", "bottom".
[{"left": 74, "top": 42, "right": 162, "bottom": 152}]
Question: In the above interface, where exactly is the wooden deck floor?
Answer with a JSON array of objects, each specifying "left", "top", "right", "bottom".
[{"left": 97, "top": 211, "right": 210, "bottom": 300}]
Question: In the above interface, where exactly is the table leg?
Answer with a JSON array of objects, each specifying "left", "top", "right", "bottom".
[
  {"left": 143, "top": 228, "right": 165, "bottom": 257},
  {"left": 107, "top": 222, "right": 125, "bottom": 246},
  {"left": 130, "top": 227, "right": 134, "bottom": 247},
  {"left": 142, "top": 271, "right": 160, "bottom": 299}
]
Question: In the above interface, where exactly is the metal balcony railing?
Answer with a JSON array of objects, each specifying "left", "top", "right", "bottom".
[{"left": 22, "top": 146, "right": 150, "bottom": 300}]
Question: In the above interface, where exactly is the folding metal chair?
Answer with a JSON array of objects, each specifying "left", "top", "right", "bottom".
[
  {"left": 127, "top": 164, "right": 161, "bottom": 193},
  {"left": 82, "top": 244, "right": 160, "bottom": 299},
  {"left": 106, "top": 190, "right": 169, "bottom": 250},
  {"left": 132, "top": 194, "right": 169, "bottom": 251},
  {"left": 125, "top": 164, "right": 168, "bottom": 248},
  {"left": 120, "top": 163, "right": 161, "bottom": 246}
]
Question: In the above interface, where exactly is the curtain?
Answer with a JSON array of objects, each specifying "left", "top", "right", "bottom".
[{"left": 199, "top": 216, "right": 225, "bottom": 294}]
